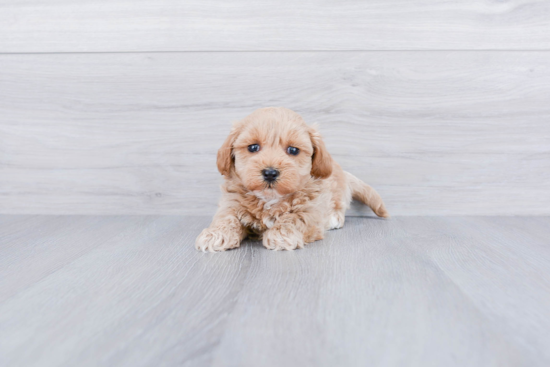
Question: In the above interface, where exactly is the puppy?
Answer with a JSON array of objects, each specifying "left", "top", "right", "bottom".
[{"left": 196, "top": 107, "right": 388, "bottom": 252}]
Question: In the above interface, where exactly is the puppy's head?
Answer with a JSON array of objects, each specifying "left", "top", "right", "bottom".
[{"left": 217, "top": 107, "right": 332, "bottom": 196}]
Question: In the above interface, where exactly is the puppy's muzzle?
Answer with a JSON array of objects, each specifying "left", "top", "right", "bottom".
[{"left": 262, "top": 168, "right": 280, "bottom": 183}]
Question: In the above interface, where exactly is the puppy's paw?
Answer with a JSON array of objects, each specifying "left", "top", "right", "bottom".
[
  {"left": 263, "top": 225, "right": 305, "bottom": 251},
  {"left": 328, "top": 212, "right": 345, "bottom": 230},
  {"left": 195, "top": 228, "right": 241, "bottom": 252}
]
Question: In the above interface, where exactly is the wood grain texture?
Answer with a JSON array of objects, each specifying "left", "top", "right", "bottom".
[
  {"left": 0, "top": 215, "right": 549, "bottom": 366},
  {"left": 213, "top": 216, "right": 550, "bottom": 366},
  {"left": 1, "top": 0, "right": 550, "bottom": 52},
  {"left": 0, "top": 215, "right": 254, "bottom": 367},
  {"left": 0, "top": 215, "right": 141, "bottom": 302},
  {"left": 1, "top": 51, "right": 549, "bottom": 215}
]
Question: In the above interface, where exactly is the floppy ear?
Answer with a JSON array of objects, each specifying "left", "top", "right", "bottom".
[
  {"left": 217, "top": 124, "right": 241, "bottom": 176},
  {"left": 309, "top": 125, "right": 333, "bottom": 179}
]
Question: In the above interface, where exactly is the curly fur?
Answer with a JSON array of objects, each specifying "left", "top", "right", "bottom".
[{"left": 196, "top": 107, "right": 388, "bottom": 252}]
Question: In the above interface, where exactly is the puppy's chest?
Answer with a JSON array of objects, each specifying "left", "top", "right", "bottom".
[
  {"left": 238, "top": 198, "right": 290, "bottom": 235},
  {"left": 237, "top": 189, "right": 320, "bottom": 235},
  {"left": 242, "top": 206, "right": 282, "bottom": 235}
]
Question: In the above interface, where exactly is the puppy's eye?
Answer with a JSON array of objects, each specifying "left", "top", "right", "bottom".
[
  {"left": 248, "top": 144, "right": 260, "bottom": 153},
  {"left": 287, "top": 146, "right": 300, "bottom": 156}
]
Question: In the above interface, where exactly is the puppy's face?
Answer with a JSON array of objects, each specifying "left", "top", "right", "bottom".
[{"left": 217, "top": 107, "right": 332, "bottom": 196}]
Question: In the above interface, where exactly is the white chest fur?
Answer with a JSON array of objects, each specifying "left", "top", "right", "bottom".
[
  {"left": 251, "top": 190, "right": 286, "bottom": 229},
  {"left": 262, "top": 217, "right": 276, "bottom": 229},
  {"left": 252, "top": 190, "right": 284, "bottom": 210}
]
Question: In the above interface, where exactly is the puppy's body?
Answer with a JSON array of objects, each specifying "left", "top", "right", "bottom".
[{"left": 196, "top": 107, "right": 388, "bottom": 252}]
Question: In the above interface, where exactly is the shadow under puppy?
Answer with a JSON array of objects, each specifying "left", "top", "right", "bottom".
[{"left": 196, "top": 107, "right": 388, "bottom": 252}]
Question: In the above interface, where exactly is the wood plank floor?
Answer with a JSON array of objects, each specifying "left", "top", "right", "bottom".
[{"left": 0, "top": 215, "right": 549, "bottom": 366}]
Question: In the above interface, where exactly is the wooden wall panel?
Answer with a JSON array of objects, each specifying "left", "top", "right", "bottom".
[
  {"left": 1, "top": 0, "right": 550, "bottom": 52},
  {"left": 1, "top": 52, "right": 549, "bottom": 215}
]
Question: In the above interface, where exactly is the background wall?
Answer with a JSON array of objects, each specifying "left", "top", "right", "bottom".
[{"left": 1, "top": 0, "right": 549, "bottom": 216}]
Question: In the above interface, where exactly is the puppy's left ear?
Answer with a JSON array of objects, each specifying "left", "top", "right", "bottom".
[
  {"left": 309, "top": 125, "right": 333, "bottom": 179},
  {"left": 217, "top": 123, "right": 241, "bottom": 177}
]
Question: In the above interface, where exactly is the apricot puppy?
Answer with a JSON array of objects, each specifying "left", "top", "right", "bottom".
[{"left": 196, "top": 107, "right": 388, "bottom": 252}]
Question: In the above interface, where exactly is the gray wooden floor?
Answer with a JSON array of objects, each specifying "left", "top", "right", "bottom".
[{"left": 1, "top": 216, "right": 549, "bottom": 367}]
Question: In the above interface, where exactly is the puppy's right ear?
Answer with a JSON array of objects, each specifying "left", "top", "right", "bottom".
[{"left": 217, "top": 124, "right": 241, "bottom": 176}]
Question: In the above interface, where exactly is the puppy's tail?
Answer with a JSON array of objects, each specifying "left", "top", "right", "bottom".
[{"left": 345, "top": 171, "right": 389, "bottom": 218}]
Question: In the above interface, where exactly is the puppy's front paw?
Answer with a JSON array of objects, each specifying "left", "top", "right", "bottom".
[
  {"left": 195, "top": 228, "right": 241, "bottom": 252},
  {"left": 263, "top": 225, "right": 305, "bottom": 251}
]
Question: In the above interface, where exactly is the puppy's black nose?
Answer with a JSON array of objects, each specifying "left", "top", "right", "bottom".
[{"left": 262, "top": 168, "right": 280, "bottom": 183}]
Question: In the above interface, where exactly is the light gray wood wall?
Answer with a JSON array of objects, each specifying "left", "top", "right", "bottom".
[
  {"left": 2, "top": 0, "right": 550, "bottom": 52},
  {"left": 0, "top": 1, "right": 549, "bottom": 215}
]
